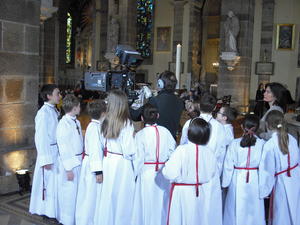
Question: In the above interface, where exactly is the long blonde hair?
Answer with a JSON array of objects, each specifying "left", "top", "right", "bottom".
[
  {"left": 101, "top": 89, "right": 131, "bottom": 139},
  {"left": 266, "top": 110, "right": 289, "bottom": 154}
]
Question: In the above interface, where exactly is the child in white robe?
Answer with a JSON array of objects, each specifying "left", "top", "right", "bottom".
[
  {"left": 94, "top": 90, "right": 137, "bottom": 225},
  {"left": 180, "top": 94, "right": 227, "bottom": 174},
  {"left": 216, "top": 106, "right": 238, "bottom": 146},
  {"left": 29, "top": 84, "right": 61, "bottom": 219},
  {"left": 222, "top": 114, "right": 265, "bottom": 225},
  {"left": 259, "top": 110, "right": 300, "bottom": 225},
  {"left": 56, "top": 95, "right": 83, "bottom": 225},
  {"left": 132, "top": 103, "right": 176, "bottom": 225},
  {"left": 75, "top": 100, "right": 106, "bottom": 225},
  {"left": 163, "top": 118, "right": 219, "bottom": 225},
  {"left": 180, "top": 94, "right": 225, "bottom": 225}
]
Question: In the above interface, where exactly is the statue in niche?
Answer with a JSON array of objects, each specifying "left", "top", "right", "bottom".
[{"left": 224, "top": 10, "right": 240, "bottom": 53}]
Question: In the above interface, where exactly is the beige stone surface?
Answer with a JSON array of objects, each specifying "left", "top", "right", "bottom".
[{"left": 5, "top": 78, "right": 24, "bottom": 102}]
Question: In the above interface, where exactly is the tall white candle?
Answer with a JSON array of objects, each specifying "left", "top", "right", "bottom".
[{"left": 175, "top": 44, "right": 181, "bottom": 89}]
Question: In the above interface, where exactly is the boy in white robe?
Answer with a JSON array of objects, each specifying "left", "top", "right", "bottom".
[
  {"left": 163, "top": 118, "right": 219, "bottom": 225},
  {"left": 216, "top": 106, "right": 238, "bottom": 146},
  {"left": 222, "top": 115, "right": 265, "bottom": 225},
  {"left": 75, "top": 100, "right": 106, "bottom": 225},
  {"left": 259, "top": 111, "right": 300, "bottom": 225},
  {"left": 29, "top": 84, "right": 61, "bottom": 219},
  {"left": 56, "top": 95, "right": 83, "bottom": 225},
  {"left": 132, "top": 103, "right": 176, "bottom": 225},
  {"left": 180, "top": 94, "right": 227, "bottom": 174},
  {"left": 216, "top": 105, "right": 238, "bottom": 205},
  {"left": 180, "top": 94, "right": 225, "bottom": 225}
]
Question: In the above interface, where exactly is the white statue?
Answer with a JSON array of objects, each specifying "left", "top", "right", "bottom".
[{"left": 224, "top": 11, "right": 240, "bottom": 53}]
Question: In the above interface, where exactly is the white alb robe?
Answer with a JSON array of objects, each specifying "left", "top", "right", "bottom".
[
  {"left": 180, "top": 113, "right": 225, "bottom": 225},
  {"left": 259, "top": 132, "right": 300, "bottom": 225},
  {"left": 29, "top": 102, "right": 59, "bottom": 218},
  {"left": 132, "top": 124, "right": 176, "bottom": 225},
  {"left": 180, "top": 113, "right": 227, "bottom": 174},
  {"left": 75, "top": 119, "right": 103, "bottom": 225},
  {"left": 94, "top": 121, "right": 137, "bottom": 225},
  {"left": 56, "top": 114, "right": 83, "bottom": 225},
  {"left": 162, "top": 143, "right": 218, "bottom": 225},
  {"left": 222, "top": 137, "right": 265, "bottom": 225},
  {"left": 224, "top": 123, "right": 234, "bottom": 146}
]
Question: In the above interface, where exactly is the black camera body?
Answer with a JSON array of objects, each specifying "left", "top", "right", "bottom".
[
  {"left": 84, "top": 45, "right": 143, "bottom": 100},
  {"left": 84, "top": 70, "right": 137, "bottom": 99}
]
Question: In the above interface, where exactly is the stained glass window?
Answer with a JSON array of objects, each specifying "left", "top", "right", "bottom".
[
  {"left": 137, "top": 0, "right": 153, "bottom": 58},
  {"left": 66, "top": 12, "right": 72, "bottom": 64}
]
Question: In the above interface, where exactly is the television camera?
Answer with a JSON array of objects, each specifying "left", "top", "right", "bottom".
[{"left": 84, "top": 45, "right": 144, "bottom": 101}]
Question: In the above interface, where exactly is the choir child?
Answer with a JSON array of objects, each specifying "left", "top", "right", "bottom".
[
  {"left": 216, "top": 105, "right": 238, "bottom": 146},
  {"left": 222, "top": 114, "right": 265, "bottom": 225},
  {"left": 180, "top": 93, "right": 227, "bottom": 174},
  {"left": 259, "top": 110, "right": 300, "bottom": 225},
  {"left": 56, "top": 95, "right": 83, "bottom": 225},
  {"left": 132, "top": 103, "right": 176, "bottom": 225},
  {"left": 94, "top": 90, "right": 136, "bottom": 225},
  {"left": 75, "top": 100, "right": 106, "bottom": 225},
  {"left": 163, "top": 118, "right": 220, "bottom": 225},
  {"left": 180, "top": 93, "right": 225, "bottom": 225},
  {"left": 29, "top": 84, "right": 61, "bottom": 219}
]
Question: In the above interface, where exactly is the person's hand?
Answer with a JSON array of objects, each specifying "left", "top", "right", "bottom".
[
  {"left": 43, "top": 164, "right": 52, "bottom": 170},
  {"left": 96, "top": 174, "right": 103, "bottom": 183},
  {"left": 66, "top": 171, "right": 74, "bottom": 181}
]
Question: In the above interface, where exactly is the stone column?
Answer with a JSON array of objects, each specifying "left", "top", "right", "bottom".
[
  {"left": 258, "top": 0, "right": 275, "bottom": 85},
  {"left": 0, "top": 0, "right": 40, "bottom": 153},
  {"left": 119, "top": 0, "right": 137, "bottom": 47},
  {"left": 172, "top": 0, "right": 185, "bottom": 62},
  {"left": 218, "top": 0, "right": 255, "bottom": 112},
  {"left": 187, "top": 0, "right": 203, "bottom": 82},
  {"left": 92, "top": 0, "right": 109, "bottom": 69}
]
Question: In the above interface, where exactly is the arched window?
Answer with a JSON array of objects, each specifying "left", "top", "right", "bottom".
[
  {"left": 136, "top": 0, "right": 154, "bottom": 58},
  {"left": 66, "top": 12, "right": 72, "bottom": 64}
]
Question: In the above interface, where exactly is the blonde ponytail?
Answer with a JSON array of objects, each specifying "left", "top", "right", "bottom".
[
  {"left": 277, "top": 122, "right": 289, "bottom": 155},
  {"left": 266, "top": 110, "right": 289, "bottom": 155}
]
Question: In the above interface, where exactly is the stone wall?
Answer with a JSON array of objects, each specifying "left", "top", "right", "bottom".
[
  {"left": 218, "top": 0, "right": 255, "bottom": 111},
  {"left": 0, "top": 0, "right": 40, "bottom": 154}
]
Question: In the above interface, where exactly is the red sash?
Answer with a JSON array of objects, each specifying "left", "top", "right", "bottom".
[
  {"left": 103, "top": 139, "right": 123, "bottom": 157},
  {"left": 166, "top": 144, "right": 201, "bottom": 225},
  {"left": 144, "top": 125, "right": 164, "bottom": 171},
  {"left": 42, "top": 167, "right": 45, "bottom": 200},
  {"left": 234, "top": 146, "right": 254, "bottom": 183},
  {"left": 76, "top": 151, "right": 88, "bottom": 160},
  {"left": 269, "top": 152, "right": 298, "bottom": 225},
  {"left": 234, "top": 165, "right": 258, "bottom": 183}
]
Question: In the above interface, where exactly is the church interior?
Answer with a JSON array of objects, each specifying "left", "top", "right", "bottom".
[{"left": 1, "top": 0, "right": 300, "bottom": 224}]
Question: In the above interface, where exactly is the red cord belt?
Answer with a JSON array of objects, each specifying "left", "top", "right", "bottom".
[{"left": 167, "top": 182, "right": 203, "bottom": 225}]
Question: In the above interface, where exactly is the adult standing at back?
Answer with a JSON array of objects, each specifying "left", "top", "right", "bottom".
[
  {"left": 131, "top": 71, "right": 184, "bottom": 139},
  {"left": 258, "top": 82, "right": 289, "bottom": 140}
]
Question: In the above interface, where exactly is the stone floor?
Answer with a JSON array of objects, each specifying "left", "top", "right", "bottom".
[{"left": 0, "top": 193, "right": 57, "bottom": 225}]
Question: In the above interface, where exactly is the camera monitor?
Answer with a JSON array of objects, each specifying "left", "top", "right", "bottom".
[{"left": 115, "top": 45, "right": 143, "bottom": 68}]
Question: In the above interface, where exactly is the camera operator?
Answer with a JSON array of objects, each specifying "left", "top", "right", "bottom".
[{"left": 130, "top": 71, "right": 184, "bottom": 139}]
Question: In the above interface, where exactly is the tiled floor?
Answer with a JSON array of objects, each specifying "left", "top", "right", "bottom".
[{"left": 0, "top": 193, "right": 56, "bottom": 225}]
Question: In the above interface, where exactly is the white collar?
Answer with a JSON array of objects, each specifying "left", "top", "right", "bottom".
[
  {"left": 91, "top": 119, "right": 101, "bottom": 124},
  {"left": 44, "top": 102, "right": 55, "bottom": 108},
  {"left": 145, "top": 123, "right": 157, "bottom": 127},
  {"left": 65, "top": 114, "right": 76, "bottom": 120}
]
